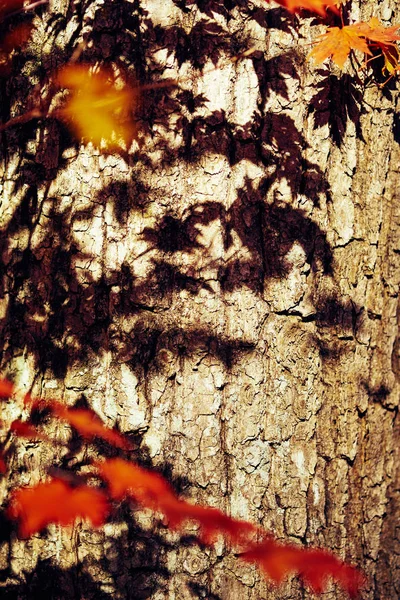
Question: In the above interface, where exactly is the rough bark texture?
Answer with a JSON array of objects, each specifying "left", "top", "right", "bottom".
[{"left": 0, "top": 0, "right": 399, "bottom": 598}]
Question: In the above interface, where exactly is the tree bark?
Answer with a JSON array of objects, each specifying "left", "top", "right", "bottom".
[{"left": 0, "top": 0, "right": 399, "bottom": 598}]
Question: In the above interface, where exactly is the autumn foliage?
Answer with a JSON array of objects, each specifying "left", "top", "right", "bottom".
[
  {"left": 0, "top": 0, "right": 394, "bottom": 595},
  {"left": 0, "top": 0, "right": 399, "bottom": 145},
  {"left": 270, "top": 0, "right": 340, "bottom": 17},
  {"left": 56, "top": 65, "right": 138, "bottom": 149},
  {"left": 0, "top": 378, "right": 364, "bottom": 596},
  {"left": 8, "top": 478, "right": 109, "bottom": 537}
]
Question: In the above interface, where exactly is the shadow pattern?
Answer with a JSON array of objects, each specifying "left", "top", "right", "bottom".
[{"left": 0, "top": 0, "right": 367, "bottom": 597}]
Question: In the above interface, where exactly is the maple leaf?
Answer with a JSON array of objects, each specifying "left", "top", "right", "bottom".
[
  {"left": 51, "top": 403, "right": 132, "bottom": 450},
  {"left": 0, "top": 0, "right": 23, "bottom": 20},
  {"left": 9, "top": 419, "right": 51, "bottom": 442},
  {"left": 0, "top": 451, "right": 7, "bottom": 474},
  {"left": 168, "top": 501, "right": 257, "bottom": 545},
  {"left": 8, "top": 478, "right": 109, "bottom": 536},
  {"left": 379, "top": 43, "right": 400, "bottom": 75},
  {"left": 97, "top": 457, "right": 176, "bottom": 504},
  {"left": 352, "top": 17, "right": 400, "bottom": 46},
  {"left": 56, "top": 65, "right": 138, "bottom": 149},
  {"left": 351, "top": 18, "right": 400, "bottom": 75},
  {"left": 0, "top": 378, "right": 14, "bottom": 397},
  {"left": 267, "top": 0, "right": 340, "bottom": 17},
  {"left": 240, "top": 538, "right": 365, "bottom": 597},
  {"left": 309, "top": 26, "right": 372, "bottom": 69}
]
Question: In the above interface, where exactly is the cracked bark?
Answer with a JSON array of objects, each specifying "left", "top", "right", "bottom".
[{"left": 0, "top": 1, "right": 399, "bottom": 599}]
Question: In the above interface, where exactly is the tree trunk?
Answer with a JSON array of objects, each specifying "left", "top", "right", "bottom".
[{"left": 0, "top": 0, "right": 399, "bottom": 598}]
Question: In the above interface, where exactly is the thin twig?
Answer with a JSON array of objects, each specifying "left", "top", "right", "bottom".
[
  {"left": 0, "top": 108, "right": 43, "bottom": 132},
  {"left": 4, "top": 0, "right": 48, "bottom": 20}
]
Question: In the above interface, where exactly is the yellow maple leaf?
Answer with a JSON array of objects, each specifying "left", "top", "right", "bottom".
[
  {"left": 56, "top": 65, "right": 138, "bottom": 149},
  {"left": 380, "top": 43, "right": 400, "bottom": 74},
  {"left": 309, "top": 26, "right": 372, "bottom": 69}
]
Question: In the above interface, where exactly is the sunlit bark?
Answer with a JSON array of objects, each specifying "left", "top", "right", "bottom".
[{"left": 0, "top": 1, "right": 399, "bottom": 598}]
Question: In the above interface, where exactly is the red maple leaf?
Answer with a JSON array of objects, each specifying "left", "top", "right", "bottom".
[
  {"left": 0, "top": 378, "right": 14, "bottom": 398},
  {"left": 240, "top": 538, "right": 365, "bottom": 597},
  {"left": 8, "top": 478, "right": 109, "bottom": 536},
  {"left": 9, "top": 420, "right": 51, "bottom": 442},
  {"left": 96, "top": 458, "right": 256, "bottom": 544},
  {"left": 167, "top": 501, "right": 257, "bottom": 545},
  {"left": 51, "top": 403, "right": 132, "bottom": 450},
  {"left": 97, "top": 457, "right": 176, "bottom": 504},
  {"left": 266, "top": 0, "right": 340, "bottom": 17}
]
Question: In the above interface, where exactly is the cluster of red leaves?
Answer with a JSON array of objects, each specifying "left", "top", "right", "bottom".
[
  {"left": 0, "top": 378, "right": 364, "bottom": 597},
  {"left": 97, "top": 458, "right": 258, "bottom": 545}
]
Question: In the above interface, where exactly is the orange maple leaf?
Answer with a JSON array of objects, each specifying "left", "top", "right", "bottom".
[
  {"left": 380, "top": 43, "right": 400, "bottom": 74},
  {"left": 267, "top": 0, "right": 340, "bottom": 17},
  {"left": 56, "top": 65, "right": 138, "bottom": 149},
  {"left": 8, "top": 478, "right": 109, "bottom": 536},
  {"left": 352, "top": 18, "right": 400, "bottom": 75},
  {"left": 309, "top": 26, "right": 372, "bottom": 68},
  {"left": 351, "top": 17, "right": 400, "bottom": 46},
  {"left": 241, "top": 538, "right": 365, "bottom": 597},
  {"left": 51, "top": 403, "right": 132, "bottom": 450}
]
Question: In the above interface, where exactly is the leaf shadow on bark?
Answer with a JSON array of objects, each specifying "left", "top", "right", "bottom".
[
  {"left": 171, "top": 0, "right": 247, "bottom": 20},
  {"left": 392, "top": 111, "right": 400, "bottom": 144},
  {"left": 0, "top": 561, "right": 116, "bottom": 600},
  {"left": 0, "top": 0, "right": 368, "bottom": 596},
  {"left": 308, "top": 71, "right": 363, "bottom": 147},
  {"left": 0, "top": 0, "right": 362, "bottom": 441},
  {"left": 252, "top": 50, "right": 302, "bottom": 112},
  {"left": 263, "top": 7, "right": 298, "bottom": 34}
]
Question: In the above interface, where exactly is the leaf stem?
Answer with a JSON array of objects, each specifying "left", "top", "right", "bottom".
[
  {"left": 0, "top": 108, "right": 43, "bottom": 132},
  {"left": 3, "top": 0, "right": 48, "bottom": 20}
]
